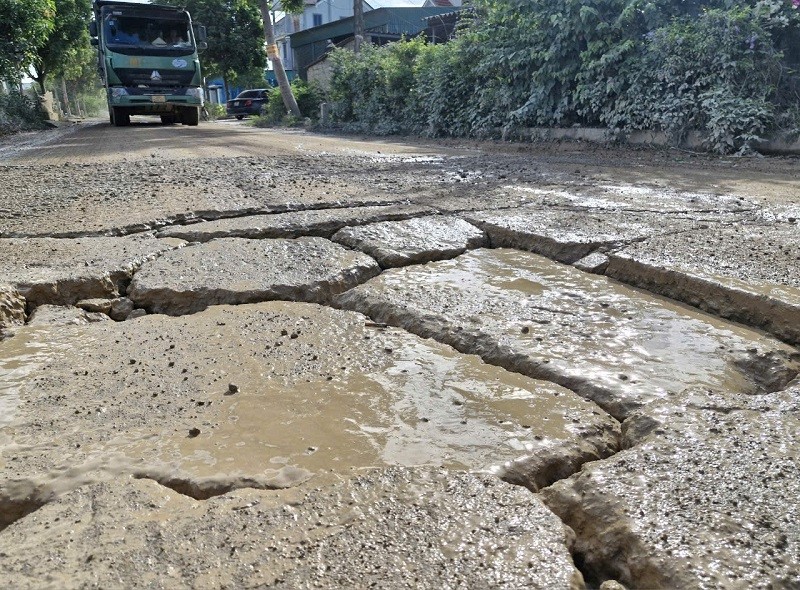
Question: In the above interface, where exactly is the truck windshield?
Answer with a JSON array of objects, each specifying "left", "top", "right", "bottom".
[{"left": 103, "top": 10, "right": 193, "bottom": 50}]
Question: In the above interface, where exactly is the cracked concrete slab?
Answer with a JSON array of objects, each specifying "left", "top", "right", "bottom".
[
  {"left": 540, "top": 384, "right": 800, "bottom": 589},
  {"left": 156, "top": 204, "right": 436, "bottom": 242},
  {"left": 493, "top": 184, "right": 761, "bottom": 216},
  {"left": 462, "top": 208, "right": 691, "bottom": 263},
  {"left": 332, "top": 216, "right": 488, "bottom": 268},
  {"left": 605, "top": 222, "right": 800, "bottom": 345},
  {"left": 0, "top": 157, "right": 415, "bottom": 238},
  {"left": 0, "top": 302, "right": 619, "bottom": 524},
  {"left": 127, "top": 237, "right": 381, "bottom": 315},
  {"left": 0, "top": 235, "right": 185, "bottom": 309},
  {"left": 0, "top": 468, "right": 585, "bottom": 589},
  {"left": 335, "top": 248, "right": 800, "bottom": 419}
]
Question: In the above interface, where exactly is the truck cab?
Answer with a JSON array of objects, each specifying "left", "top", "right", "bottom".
[{"left": 89, "top": 0, "right": 206, "bottom": 126}]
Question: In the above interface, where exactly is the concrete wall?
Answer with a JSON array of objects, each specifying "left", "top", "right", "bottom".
[{"left": 515, "top": 127, "right": 800, "bottom": 155}]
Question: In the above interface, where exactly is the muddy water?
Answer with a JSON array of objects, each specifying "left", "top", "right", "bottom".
[
  {"left": 0, "top": 327, "right": 76, "bottom": 430},
  {"left": 128, "top": 335, "right": 599, "bottom": 479},
  {"left": 0, "top": 302, "right": 617, "bottom": 497},
  {"left": 337, "top": 248, "right": 800, "bottom": 418}
]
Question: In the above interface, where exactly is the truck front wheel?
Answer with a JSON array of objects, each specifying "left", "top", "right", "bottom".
[
  {"left": 111, "top": 107, "right": 130, "bottom": 127},
  {"left": 181, "top": 107, "right": 199, "bottom": 126}
]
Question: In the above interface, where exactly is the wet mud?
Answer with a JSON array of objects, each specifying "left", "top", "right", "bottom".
[
  {"left": 1, "top": 123, "right": 799, "bottom": 587},
  {"left": 336, "top": 248, "right": 799, "bottom": 420},
  {"left": 541, "top": 385, "right": 800, "bottom": 589},
  {"left": 0, "top": 302, "right": 618, "bottom": 519}
]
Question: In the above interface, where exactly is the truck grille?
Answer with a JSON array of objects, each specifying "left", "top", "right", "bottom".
[{"left": 115, "top": 68, "right": 195, "bottom": 87}]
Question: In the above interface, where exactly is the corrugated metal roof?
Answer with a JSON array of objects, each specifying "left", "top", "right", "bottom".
[
  {"left": 365, "top": 0, "right": 427, "bottom": 8},
  {"left": 291, "top": 6, "right": 453, "bottom": 48}
]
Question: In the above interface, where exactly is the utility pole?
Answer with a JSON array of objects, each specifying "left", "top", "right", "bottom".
[
  {"left": 353, "top": 0, "right": 363, "bottom": 54},
  {"left": 260, "top": 0, "right": 301, "bottom": 118}
]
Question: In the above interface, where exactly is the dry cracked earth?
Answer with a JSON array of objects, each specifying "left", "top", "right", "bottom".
[{"left": 0, "top": 119, "right": 799, "bottom": 589}]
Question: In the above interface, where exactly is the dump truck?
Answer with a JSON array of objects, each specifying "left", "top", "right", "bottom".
[{"left": 89, "top": 0, "right": 207, "bottom": 126}]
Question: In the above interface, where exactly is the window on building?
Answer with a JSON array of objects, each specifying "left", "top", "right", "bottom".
[{"left": 312, "top": 13, "right": 322, "bottom": 27}]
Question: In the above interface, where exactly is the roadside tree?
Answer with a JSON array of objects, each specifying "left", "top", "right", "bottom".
[
  {"left": 0, "top": 0, "right": 55, "bottom": 83},
  {"left": 30, "top": 0, "right": 92, "bottom": 95}
]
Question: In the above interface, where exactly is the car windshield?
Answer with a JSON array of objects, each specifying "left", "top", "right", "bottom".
[{"left": 236, "top": 90, "right": 264, "bottom": 99}]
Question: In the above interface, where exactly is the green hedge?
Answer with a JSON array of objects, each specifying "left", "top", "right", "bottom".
[
  {"left": 0, "top": 91, "right": 46, "bottom": 135},
  {"left": 252, "top": 79, "right": 325, "bottom": 126},
  {"left": 328, "top": 0, "right": 800, "bottom": 153}
]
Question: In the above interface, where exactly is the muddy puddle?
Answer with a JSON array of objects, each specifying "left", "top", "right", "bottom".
[
  {"left": 0, "top": 327, "right": 77, "bottom": 432},
  {"left": 0, "top": 302, "right": 618, "bottom": 500},
  {"left": 337, "top": 248, "right": 800, "bottom": 418},
  {"left": 126, "top": 336, "right": 602, "bottom": 478}
]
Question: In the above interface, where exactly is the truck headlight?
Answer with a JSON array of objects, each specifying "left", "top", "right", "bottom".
[
  {"left": 111, "top": 87, "right": 128, "bottom": 97},
  {"left": 185, "top": 87, "right": 204, "bottom": 102}
]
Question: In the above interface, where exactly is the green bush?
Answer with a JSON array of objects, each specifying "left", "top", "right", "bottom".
[
  {"left": 326, "top": 0, "right": 800, "bottom": 153},
  {"left": 0, "top": 91, "right": 46, "bottom": 135},
  {"left": 610, "top": 5, "right": 789, "bottom": 152},
  {"left": 329, "top": 37, "right": 429, "bottom": 134},
  {"left": 253, "top": 80, "right": 325, "bottom": 126},
  {"left": 204, "top": 102, "right": 226, "bottom": 120}
]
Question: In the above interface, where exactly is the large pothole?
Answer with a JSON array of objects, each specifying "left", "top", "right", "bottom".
[
  {"left": 335, "top": 248, "right": 800, "bottom": 420},
  {"left": 0, "top": 301, "right": 618, "bottom": 528}
]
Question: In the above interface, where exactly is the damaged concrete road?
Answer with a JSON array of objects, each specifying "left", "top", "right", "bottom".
[
  {"left": 0, "top": 469, "right": 584, "bottom": 589},
  {"left": 541, "top": 384, "right": 800, "bottom": 589},
  {"left": 336, "top": 248, "right": 799, "bottom": 419},
  {"left": 0, "top": 302, "right": 619, "bottom": 520},
  {"left": 1, "top": 121, "right": 799, "bottom": 588}
]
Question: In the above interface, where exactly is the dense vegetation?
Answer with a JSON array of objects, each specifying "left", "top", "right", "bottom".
[
  {"left": 0, "top": 0, "right": 306, "bottom": 133},
  {"left": 250, "top": 79, "right": 325, "bottom": 126},
  {"left": 329, "top": 0, "right": 800, "bottom": 153},
  {"left": 0, "top": 0, "right": 103, "bottom": 134}
]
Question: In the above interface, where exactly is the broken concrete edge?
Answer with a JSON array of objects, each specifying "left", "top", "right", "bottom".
[
  {"left": 495, "top": 421, "right": 621, "bottom": 493},
  {"left": 127, "top": 259, "right": 383, "bottom": 316},
  {"left": 536, "top": 384, "right": 800, "bottom": 589},
  {"left": 0, "top": 284, "right": 26, "bottom": 333},
  {"left": 157, "top": 204, "right": 439, "bottom": 243},
  {"left": 464, "top": 216, "right": 602, "bottom": 264},
  {"left": 509, "top": 126, "right": 800, "bottom": 155},
  {"left": 604, "top": 254, "right": 800, "bottom": 348},
  {"left": 5, "top": 238, "right": 188, "bottom": 321}
]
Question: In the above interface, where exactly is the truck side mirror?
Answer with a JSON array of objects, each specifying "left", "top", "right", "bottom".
[
  {"left": 194, "top": 24, "right": 207, "bottom": 42},
  {"left": 89, "top": 21, "right": 98, "bottom": 37},
  {"left": 197, "top": 41, "right": 208, "bottom": 51}
]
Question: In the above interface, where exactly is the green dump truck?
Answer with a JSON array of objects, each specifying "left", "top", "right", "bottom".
[{"left": 89, "top": 0, "right": 207, "bottom": 126}]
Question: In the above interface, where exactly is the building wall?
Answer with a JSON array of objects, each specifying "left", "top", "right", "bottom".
[{"left": 274, "top": 0, "right": 355, "bottom": 71}]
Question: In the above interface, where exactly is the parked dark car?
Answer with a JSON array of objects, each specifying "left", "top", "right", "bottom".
[{"left": 226, "top": 89, "right": 271, "bottom": 119}]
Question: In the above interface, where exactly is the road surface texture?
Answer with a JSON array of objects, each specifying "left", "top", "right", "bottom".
[{"left": 0, "top": 118, "right": 798, "bottom": 589}]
